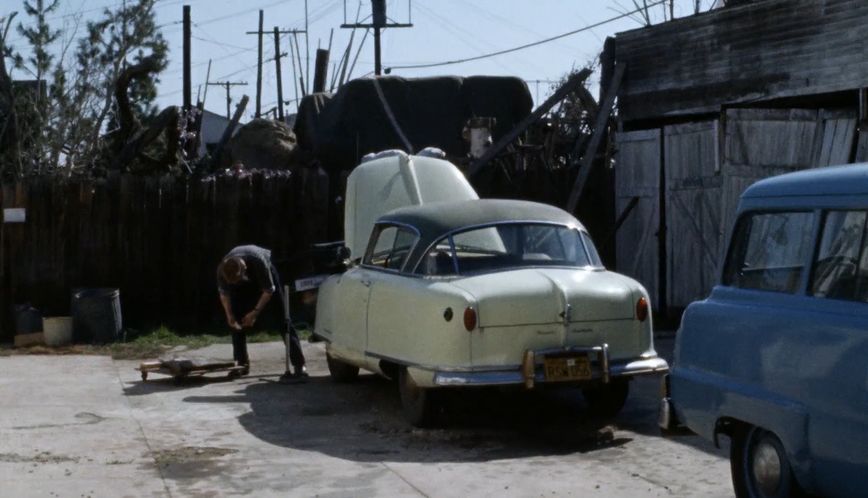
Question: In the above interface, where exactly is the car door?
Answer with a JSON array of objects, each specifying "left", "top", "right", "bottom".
[
  {"left": 360, "top": 223, "right": 419, "bottom": 361},
  {"left": 331, "top": 267, "right": 374, "bottom": 358}
]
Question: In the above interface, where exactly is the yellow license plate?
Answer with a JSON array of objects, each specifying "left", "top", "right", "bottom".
[{"left": 543, "top": 355, "right": 592, "bottom": 382}]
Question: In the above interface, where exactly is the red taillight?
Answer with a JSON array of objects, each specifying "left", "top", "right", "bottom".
[
  {"left": 463, "top": 307, "right": 477, "bottom": 331},
  {"left": 636, "top": 297, "right": 649, "bottom": 322}
]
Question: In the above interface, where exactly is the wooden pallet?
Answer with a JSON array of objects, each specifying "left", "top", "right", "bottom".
[{"left": 137, "top": 358, "right": 246, "bottom": 383}]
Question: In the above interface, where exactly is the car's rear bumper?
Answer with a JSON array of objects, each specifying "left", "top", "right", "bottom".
[{"left": 430, "top": 346, "right": 669, "bottom": 387}]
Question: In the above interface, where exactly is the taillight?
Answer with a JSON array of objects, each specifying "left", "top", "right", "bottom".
[
  {"left": 636, "top": 297, "right": 649, "bottom": 322},
  {"left": 463, "top": 307, "right": 477, "bottom": 331}
]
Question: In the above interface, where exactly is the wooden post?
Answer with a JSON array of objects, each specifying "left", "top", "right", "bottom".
[
  {"left": 212, "top": 95, "right": 250, "bottom": 168},
  {"left": 312, "top": 48, "right": 329, "bottom": 93},
  {"left": 566, "top": 63, "right": 626, "bottom": 214},
  {"left": 292, "top": 31, "right": 306, "bottom": 97},
  {"left": 182, "top": 5, "right": 192, "bottom": 112},
  {"left": 289, "top": 36, "right": 300, "bottom": 108}
]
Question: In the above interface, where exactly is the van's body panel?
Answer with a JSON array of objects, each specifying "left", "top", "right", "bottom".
[{"left": 669, "top": 164, "right": 868, "bottom": 497}]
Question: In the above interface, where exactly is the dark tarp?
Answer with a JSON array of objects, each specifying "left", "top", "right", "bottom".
[{"left": 294, "top": 75, "right": 533, "bottom": 171}]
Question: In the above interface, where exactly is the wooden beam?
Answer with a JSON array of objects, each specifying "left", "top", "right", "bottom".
[
  {"left": 468, "top": 68, "right": 592, "bottom": 177},
  {"left": 566, "top": 62, "right": 625, "bottom": 214},
  {"left": 212, "top": 95, "right": 250, "bottom": 167}
]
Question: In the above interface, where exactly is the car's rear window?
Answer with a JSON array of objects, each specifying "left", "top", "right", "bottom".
[
  {"left": 723, "top": 211, "right": 815, "bottom": 293},
  {"left": 419, "top": 223, "right": 602, "bottom": 276}
]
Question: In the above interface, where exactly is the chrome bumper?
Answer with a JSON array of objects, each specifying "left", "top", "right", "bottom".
[{"left": 433, "top": 346, "right": 669, "bottom": 387}]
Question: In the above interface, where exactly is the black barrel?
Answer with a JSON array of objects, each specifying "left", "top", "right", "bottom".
[
  {"left": 13, "top": 304, "right": 42, "bottom": 335},
  {"left": 71, "top": 288, "right": 122, "bottom": 344}
]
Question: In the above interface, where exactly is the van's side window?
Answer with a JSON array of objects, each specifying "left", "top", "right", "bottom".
[
  {"left": 723, "top": 212, "right": 814, "bottom": 293},
  {"left": 811, "top": 210, "right": 868, "bottom": 302}
]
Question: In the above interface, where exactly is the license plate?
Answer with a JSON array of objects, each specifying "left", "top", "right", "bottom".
[{"left": 543, "top": 355, "right": 592, "bottom": 382}]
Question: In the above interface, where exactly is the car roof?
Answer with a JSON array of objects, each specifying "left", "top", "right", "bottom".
[
  {"left": 380, "top": 198, "right": 584, "bottom": 237},
  {"left": 743, "top": 163, "right": 868, "bottom": 199}
]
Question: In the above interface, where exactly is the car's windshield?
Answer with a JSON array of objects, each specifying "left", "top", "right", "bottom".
[{"left": 419, "top": 223, "right": 603, "bottom": 276}]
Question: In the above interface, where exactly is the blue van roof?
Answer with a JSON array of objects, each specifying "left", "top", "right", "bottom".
[{"left": 744, "top": 163, "right": 868, "bottom": 198}]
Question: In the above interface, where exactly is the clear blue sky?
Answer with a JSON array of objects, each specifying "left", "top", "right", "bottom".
[{"left": 4, "top": 0, "right": 713, "bottom": 119}]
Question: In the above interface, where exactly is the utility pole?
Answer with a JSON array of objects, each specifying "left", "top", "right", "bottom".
[
  {"left": 244, "top": 10, "right": 264, "bottom": 117},
  {"left": 341, "top": 0, "right": 413, "bottom": 76},
  {"left": 208, "top": 81, "right": 249, "bottom": 119},
  {"left": 247, "top": 26, "right": 306, "bottom": 118},
  {"left": 182, "top": 5, "right": 192, "bottom": 112},
  {"left": 273, "top": 27, "right": 286, "bottom": 121},
  {"left": 304, "top": 0, "right": 310, "bottom": 95}
]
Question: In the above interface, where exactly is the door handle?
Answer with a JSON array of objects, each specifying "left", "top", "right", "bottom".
[{"left": 361, "top": 280, "right": 372, "bottom": 287}]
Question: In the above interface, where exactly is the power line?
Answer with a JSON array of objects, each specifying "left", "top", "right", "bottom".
[{"left": 386, "top": 0, "right": 667, "bottom": 71}]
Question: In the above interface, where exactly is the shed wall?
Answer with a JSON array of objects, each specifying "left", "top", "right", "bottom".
[{"left": 614, "top": 0, "right": 868, "bottom": 121}]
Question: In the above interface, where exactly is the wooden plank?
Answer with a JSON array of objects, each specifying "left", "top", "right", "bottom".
[
  {"left": 469, "top": 68, "right": 592, "bottom": 177},
  {"left": 664, "top": 121, "right": 722, "bottom": 308},
  {"left": 615, "top": 0, "right": 868, "bottom": 121}
]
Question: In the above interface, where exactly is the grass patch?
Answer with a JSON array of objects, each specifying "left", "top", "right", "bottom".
[{"left": 0, "top": 325, "right": 290, "bottom": 360}]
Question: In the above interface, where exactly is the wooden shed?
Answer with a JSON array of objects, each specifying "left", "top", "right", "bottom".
[{"left": 611, "top": 0, "right": 868, "bottom": 313}]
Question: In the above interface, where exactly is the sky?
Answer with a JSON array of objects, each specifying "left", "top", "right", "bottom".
[{"left": 3, "top": 0, "right": 715, "bottom": 120}]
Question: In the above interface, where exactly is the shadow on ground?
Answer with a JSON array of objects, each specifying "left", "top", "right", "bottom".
[{"left": 175, "top": 369, "right": 722, "bottom": 464}]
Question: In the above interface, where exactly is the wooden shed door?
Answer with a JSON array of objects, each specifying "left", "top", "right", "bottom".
[
  {"left": 664, "top": 122, "right": 722, "bottom": 308},
  {"left": 615, "top": 129, "right": 661, "bottom": 308},
  {"left": 721, "top": 108, "right": 857, "bottom": 235}
]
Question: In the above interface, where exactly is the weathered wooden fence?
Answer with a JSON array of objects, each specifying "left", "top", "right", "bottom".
[{"left": 0, "top": 169, "right": 329, "bottom": 341}]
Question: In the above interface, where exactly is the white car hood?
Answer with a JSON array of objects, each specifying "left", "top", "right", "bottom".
[{"left": 450, "top": 268, "right": 638, "bottom": 327}]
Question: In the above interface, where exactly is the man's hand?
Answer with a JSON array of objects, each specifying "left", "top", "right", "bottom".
[
  {"left": 227, "top": 316, "right": 243, "bottom": 331},
  {"left": 241, "top": 310, "right": 259, "bottom": 328}
]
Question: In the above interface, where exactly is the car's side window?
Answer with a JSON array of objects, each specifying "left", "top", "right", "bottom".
[
  {"left": 811, "top": 210, "right": 868, "bottom": 302},
  {"left": 723, "top": 211, "right": 814, "bottom": 293},
  {"left": 364, "top": 225, "right": 418, "bottom": 271}
]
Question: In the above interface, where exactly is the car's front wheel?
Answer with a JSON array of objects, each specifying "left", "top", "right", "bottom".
[
  {"left": 582, "top": 379, "right": 629, "bottom": 418},
  {"left": 398, "top": 368, "right": 440, "bottom": 427},
  {"left": 731, "top": 425, "right": 804, "bottom": 498},
  {"left": 326, "top": 353, "right": 359, "bottom": 382}
]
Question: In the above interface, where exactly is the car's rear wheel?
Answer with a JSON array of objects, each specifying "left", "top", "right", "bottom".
[
  {"left": 326, "top": 353, "right": 359, "bottom": 382},
  {"left": 731, "top": 425, "right": 804, "bottom": 498},
  {"left": 398, "top": 368, "right": 440, "bottom": 427},
  {"left": 582, "top": 379, "right": 629, "bottom": 418}
]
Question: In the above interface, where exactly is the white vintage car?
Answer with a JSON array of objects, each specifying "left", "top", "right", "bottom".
[{"left": 315, "top": 150, "right": 668, "bottom": 426}]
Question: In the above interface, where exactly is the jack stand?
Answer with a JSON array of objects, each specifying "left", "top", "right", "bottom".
[{"left": 278, "top": 284, "right": 304, "bottom": 384}]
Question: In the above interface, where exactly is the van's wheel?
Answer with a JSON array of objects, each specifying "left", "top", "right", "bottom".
[
  {"left": 326, "top": 353, "right": 359, "bottom": 382},
  {"left": 582, "top": 379, "right": 629, "bottom": 418},
  {"left": 731, "top": 425, "right": 805, "bottom": 498},
  {"left": 398, "top": 368, "right": 439, "bottom": 427}
]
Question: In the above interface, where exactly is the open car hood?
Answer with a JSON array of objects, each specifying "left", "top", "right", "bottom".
[{"left": 344, "top": 150, "right": 478, "bottom": 260}]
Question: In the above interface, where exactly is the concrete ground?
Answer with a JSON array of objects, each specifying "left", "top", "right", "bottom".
[{"left": 0, "top": 336, "right": 732, "bottom": 497}]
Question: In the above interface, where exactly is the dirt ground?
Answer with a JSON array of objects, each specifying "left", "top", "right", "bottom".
[{"left": 0, "top": 336, "right": 732, "bottom": 497}]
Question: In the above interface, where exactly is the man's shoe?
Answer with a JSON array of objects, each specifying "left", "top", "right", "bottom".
[{"left": 279, "top": 367, "right": 308, "bottom": 384}]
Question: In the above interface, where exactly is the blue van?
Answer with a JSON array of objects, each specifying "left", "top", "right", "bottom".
[{"left": 661, "top": 164, "right": 868, "bottom": 498}]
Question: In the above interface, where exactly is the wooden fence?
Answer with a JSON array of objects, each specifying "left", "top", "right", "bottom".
[{"left": 0, "top": 169, "right": 330, "bottom": 341}]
